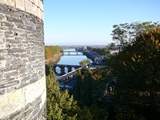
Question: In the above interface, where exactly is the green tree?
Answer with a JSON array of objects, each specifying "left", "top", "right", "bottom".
[
  {"left": 77, "top": 107, "right": 93, "bottom": 120},
  {"left": 74, "top": 69, "right": 93, "bottom": 106},
  {"left": 47, "top": 66, "right": 79, "bottom": 120},
  {"left": 79, "top": 59, "right": 90, "bottom": 67},
  {"left": 74, "top": 69, "right": 109, "bottom": 120},
  {"left": 112, "top": 22, "right": 160, "bottom": 46},
  {"left": 46, "top": 65, "right": 100, "bottom": 120},
  {"left": 109, "top": 27, "right": 160, "bottom": 120}
]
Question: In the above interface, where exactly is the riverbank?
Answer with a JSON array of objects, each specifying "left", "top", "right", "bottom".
[{"left": 45, "top": 45, "right": 62, "bottom": 64}]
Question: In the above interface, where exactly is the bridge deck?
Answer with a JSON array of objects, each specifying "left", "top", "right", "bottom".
[
  {"left": 55, "top": 64, "right": 106, "bottom": 81},
  {"left": 54, "top": 64, "right": 81, "bottom": 67},
  {"left": 57, "top": 67, "right": 82, "bottom": 80},
  {"left": 61, "top": 50, "right": 83, "bottom": 56}
]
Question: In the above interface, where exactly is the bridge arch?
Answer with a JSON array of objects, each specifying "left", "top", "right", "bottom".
[
  {"left": 72, "top": 67, "right": 75, "bottom": 71},
  {"left": 53, "top": 64, "right": 81, "bottom": 76},
  {"left": 62, "top": 50, "right": 83, "bottom": 56},
  {"left": 64, "top": 67, "right": 68, "bottom": 74},
  {"left": 54, "top": 66, "right": 61, "bottom": 75}
]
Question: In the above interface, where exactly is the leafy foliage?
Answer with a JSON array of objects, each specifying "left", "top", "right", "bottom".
[
  {"left": 46, "top": 65, "right": 107, "bottom": 120},
  {"left": 79, "top": 59, "right": 90, "bottom": 66},
  {"left": 47, "top": 66, "right": 79, "bottom": 120},
  {"left": 109, "top": 27, "right": 160, "bottom": 120},
  {"left": 74, "top": 69, "right": 109, "bottom": 120},
  {"left": 45, "top": 46, "right": 62, "bottom": 64},
  {"left": 112, "top": 22, "right": 160, "bottom": 45}
]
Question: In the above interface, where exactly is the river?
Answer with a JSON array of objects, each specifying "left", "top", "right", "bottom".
[
  {"left": 57, "top": 48, "right": 88, "bottom": 65},
  {"left": 55, "top": 48, "right": 90, "bottom": 74},
  {"left": 55, "top": 48, "right": 90, "bottom": 90}
]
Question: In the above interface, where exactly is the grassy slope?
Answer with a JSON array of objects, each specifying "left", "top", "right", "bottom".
[{"left": 45, "top": 46, "right": 62, "bottom": 64}]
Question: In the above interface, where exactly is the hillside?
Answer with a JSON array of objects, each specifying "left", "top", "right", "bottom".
[{"left": 45, "top": 46, "right": 62, "bottom": 64}]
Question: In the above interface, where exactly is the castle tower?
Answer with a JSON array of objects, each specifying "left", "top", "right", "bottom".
[{"left": 0, "top": 0, "right": 46, "bottom": 119}]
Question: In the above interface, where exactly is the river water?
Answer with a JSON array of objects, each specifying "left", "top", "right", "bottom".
[
  {"left": 57, "top": 48, "right": 88, "bottom": 65},
  {"left": 56, "top": 48, "right": 89, "bottom": 90}
]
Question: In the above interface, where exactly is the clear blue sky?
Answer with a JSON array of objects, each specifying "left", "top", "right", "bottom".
[{"left": 44, "top": 0, "right": 160, "bottom": 45}]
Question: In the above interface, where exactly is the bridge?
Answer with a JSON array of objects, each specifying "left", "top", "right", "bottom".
[
  {"left": 53, "top": 64, "right": 83, "bottom": 90},
  {"left": 53, "top": 63, "right": 106, "bottom": 91},
  {"left": 57, "top": 67, "right": 82, "bottom": 81},
  {"left": 53, "top": 63, "right": 106, "bottom": 79},
  {"left": 53, "top": 64, "right": 81, "bottom": 76},
  {"left": 61, "top": 50, "right": 83, "bottom": 56}
]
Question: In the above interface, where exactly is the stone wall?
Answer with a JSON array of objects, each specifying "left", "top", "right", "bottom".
[
  {"left": 0, "top": 0, "right": 43, "bottom": 19},
  {"left": 0, "top": 0, "right": 46, "bottom": 119}
]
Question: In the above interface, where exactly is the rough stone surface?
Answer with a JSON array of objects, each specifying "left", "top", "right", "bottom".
[
  {"left": 2, "top": 97, "right": 46, "bottom": 120},
  {"left": 0, "top": 0, "right": 43, "bottom": 19},
  {"left": 0, "top": 1, "right": 46, "bottom": 120}
]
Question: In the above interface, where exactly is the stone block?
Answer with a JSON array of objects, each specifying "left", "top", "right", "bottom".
[
  {"left": 15, "top": 0, "right": 25, "bottom": 11},
  {"left": 31, "top": 3, "right": 37, "bottom": 16},
  {"left": 39, "top": 0, "right": 44, "bottom": 11},
  {"left": 0, "top": 32, "right": 5, "bottom": 42},
  {"left": 0, "top": 13, "right": 6, "bottom": 21},
  {"left": 0, "top": 43, "right": 6, "bottom": 50},
  {"left": 30, "top": 0, "right": 34, "bottom": 3},
  {"left": 37, "top": 8, "right": 43, "bottom": 20},
  {"left": 34, "top": 0, "right": 39, "bottom": 6},
  {"left": 1, "top": 21, "right": 14, "bottom": 29},
  {"left": 24, "top": 0, "right": 32, "bottom": 14},
  {"left": 0, "top": 60, "right": 6, "bottom": 69},
  {"left": 0, "top": 0, "right": 15, "bottom": 7},
  {"left": 7, "top": 0, "right": 15, "bottom": 7},
  {"left": 0, "top": 0, "right": 6, "bottom": 5},
  {"left": 0, "top": 88, "right": 25, "bottom": 119}
]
